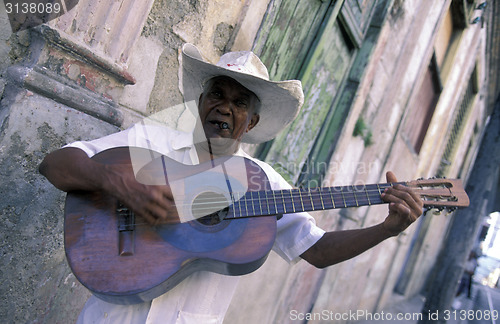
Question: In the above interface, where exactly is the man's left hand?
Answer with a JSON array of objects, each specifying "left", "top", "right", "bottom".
[{"left": 381, "top": 171, "right": 424, "bottom": 236}]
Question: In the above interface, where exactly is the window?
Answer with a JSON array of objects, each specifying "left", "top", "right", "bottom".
[
  {"left": 406, "top": 57, "right": 442, "bottom": 154},
  {"left": 437, "top": 65, "right": 479, "bottom": 176},
  {"left": 405, "top": 3, "right": 465, "bottom": 154}
]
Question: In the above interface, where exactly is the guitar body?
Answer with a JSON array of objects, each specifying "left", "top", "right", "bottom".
[{"left": 64, "top": 147, "right": 277, "bottom": 305}]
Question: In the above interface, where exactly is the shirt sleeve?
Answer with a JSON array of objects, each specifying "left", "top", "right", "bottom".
[
  {"left": 63, "top": 128, "right": 133, "bottom": 158},
  {"left": 248, "top": 159, "right": 325, "bottom": 264}
]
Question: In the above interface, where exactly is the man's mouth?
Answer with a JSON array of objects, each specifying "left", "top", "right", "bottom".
[{"left": 209, "top": 120, "right": 231, "bottom": 131}]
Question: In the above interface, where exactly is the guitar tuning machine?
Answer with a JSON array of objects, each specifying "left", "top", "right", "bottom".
[
  {"left": 442, "top": 207, "right": 455, "bottom": 216},
  {"left": 424, "top": 205, "right": 449, "bottom": 215},
  {"left": 423, "top": 207, "right": 441, "bottom": 216}
]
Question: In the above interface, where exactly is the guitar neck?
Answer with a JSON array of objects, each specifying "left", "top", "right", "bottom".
[{"left": 228, "top": 182, "right": 401, "bottom": 219}]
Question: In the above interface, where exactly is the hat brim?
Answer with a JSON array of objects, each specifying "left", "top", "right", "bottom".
[{"left": 181, "top": 43, "right": 304, "bottom": 144}]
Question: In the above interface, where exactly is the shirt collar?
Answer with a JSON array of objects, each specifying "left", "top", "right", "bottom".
[{"left": 171, "top": 129, "right": 196, "bottom": 151}]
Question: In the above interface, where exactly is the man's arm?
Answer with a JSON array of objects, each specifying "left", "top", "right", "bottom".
[
  {"left": 300, "top": 171, "right": 423, "bottom": 268},
  {"left": 39, "top": 147, "right": 178, "bottom": 224}
]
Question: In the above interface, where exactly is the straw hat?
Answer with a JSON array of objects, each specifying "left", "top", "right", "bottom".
[{"left": 181, "top": 43, "right": 304, "bottom": 144}]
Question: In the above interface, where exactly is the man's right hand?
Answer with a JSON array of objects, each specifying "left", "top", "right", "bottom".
[
  {"left": 101, "top": 163, "right": 179, "bottom": 225},
  {"left": 39, "top": 147, "right": 179, "bottom": 225}
]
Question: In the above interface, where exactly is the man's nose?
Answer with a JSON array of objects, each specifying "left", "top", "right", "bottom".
[{"left": 216, "top": 100, "right": 232, "bottom": 115}]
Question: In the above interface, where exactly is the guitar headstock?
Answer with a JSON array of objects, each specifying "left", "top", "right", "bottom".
[{"left": 405, "top": 178, "right": 469, "bottom": 211}]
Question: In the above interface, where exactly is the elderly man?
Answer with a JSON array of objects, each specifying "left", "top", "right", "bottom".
[{"left": 39, "top": 44, "right": 423, "bottom": 323}]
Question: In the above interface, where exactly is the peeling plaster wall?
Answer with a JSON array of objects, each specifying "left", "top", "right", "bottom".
[
  {"left": 0, "top": 0, "right": 264, "bottom": 322},
  {"left": 0, "top": 89, "right": 116, "bottom": 323},
  {"left": 142, "top": 0, "right": 249, "bottom": 116}
]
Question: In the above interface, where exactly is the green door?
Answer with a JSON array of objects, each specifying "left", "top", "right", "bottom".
[{"left": 254, "top": 0, "right": 381, "bottom": 186}]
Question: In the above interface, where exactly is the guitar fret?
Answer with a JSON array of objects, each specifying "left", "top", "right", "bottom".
[
  {"left": 328, "top": 187, "right": 336, "bottom": 209},
  {"left": 246, "top": 192, "right": 251, "bottom": 217},
  {"left": 365, "top": 186, "right": 372, "bottom": 205},
  {"left": 308, "top": 189, "right": 316, "bottom": 211},
  {"left": 318, "top": 188, "right": 325, "bottom": 209},
  {"left": 257, "top": 191, "right": 264, "bottom": 216},
  {"left": 375, "top": 184, "right": 388, "bottom": 204},
  {"left": 271, "top": 191, "right": 279, "bottom": 214},
  {"left": 341, "top": 187, "right": 347, "bottom": 208},
  {"left": 237, "top": 192, "right": 243, "bottom": 218},
  {"left": 280, "top": 190, "right": 287, "bottom": 214},
  {"left": 253, "top": 191, "right": 259, "bottom": 216},
  {"left": 266, "top": 191, "right": 278, "bottom": 215},
  {"left": 231, "top": 192, "right": 239, "bottom": 218},
  {"left": 298, "top": 189, "right": 305, "bottom": 212},
  {"left": 244, "top": 193, "right": 249, "bottom": 217},
  {"left": 232, "top": 194, "right": 238, "bottom": 218},
  {"left": 289, "top": 190, "right": 296, "bottom": 213},
  {"left": 352, "top": 185, "right": 359, "bottom": 207},
  {"left": 265, "top": 190, "right": 272, "bottom": 215},
  {"left": 253, "top": 191, "right": 258, "bottom": 216}
]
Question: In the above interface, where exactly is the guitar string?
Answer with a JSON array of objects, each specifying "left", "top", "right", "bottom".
[
  {"left": 118, "top": 184, "right": 452, "bottom": 225},
  {"left": 121, "top": 185, "right": 400, "bottom": 226},
  {"left": 119, "top": 187, "right": 392, "bottom": 226},
  {"left": 161, "top": 184, "right": 398, "bottom": 209},
  {"left": 126, "top": 192, "right": 389, "bottom": 216},
  {"left": 159, "top": 189, "right": 449, "bottom": 217},
  {"left": 153, "top": 182, "right": 450, "bottom": 211},
  {"left": 161, "top": 183, "right": 444, "bottom": 209}
]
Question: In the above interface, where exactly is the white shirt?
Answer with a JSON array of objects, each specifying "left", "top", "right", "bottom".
[{"left": 69, "top": 124, "right": 325, "bottom": 324}]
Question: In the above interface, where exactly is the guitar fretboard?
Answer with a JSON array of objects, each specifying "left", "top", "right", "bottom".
[{"left": 224, "top": 183, "right": 399, "bottom": 219}]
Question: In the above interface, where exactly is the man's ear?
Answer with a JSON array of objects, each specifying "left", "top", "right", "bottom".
[{"left": 247, "top": 114, "right": 260, "bottom": 132}]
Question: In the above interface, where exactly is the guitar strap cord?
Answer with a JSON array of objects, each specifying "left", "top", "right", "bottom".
[{"left": 207, "top": 139, "right": 236, "bottom": 211}]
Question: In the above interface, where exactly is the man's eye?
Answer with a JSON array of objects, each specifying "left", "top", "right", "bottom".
[
  {"left": 237, "top": 100, "right": 248, "bottom": 107},
  {"left": 210, "top": 91, "right": 222, "bottom": 98}
]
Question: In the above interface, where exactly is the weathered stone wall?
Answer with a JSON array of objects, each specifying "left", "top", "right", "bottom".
[
  {"left": 0, "top": 87, "right": 116, "bottom": 323},
  {"left": 0, "top": 0, "right": 268, "bottom": 322}
]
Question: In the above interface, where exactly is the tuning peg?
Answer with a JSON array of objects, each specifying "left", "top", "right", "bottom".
[{"left": 443, "top": 207, "right": 456, "bottom": 216}]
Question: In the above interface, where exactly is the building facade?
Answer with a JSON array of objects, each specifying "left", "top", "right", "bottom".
[{"left": 0, "top": 0, "right": 493, "bottom": 322}]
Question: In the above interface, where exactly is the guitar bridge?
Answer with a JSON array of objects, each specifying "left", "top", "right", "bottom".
[{"left": 117, "top": 202, "right": 135, "bottom": 256}]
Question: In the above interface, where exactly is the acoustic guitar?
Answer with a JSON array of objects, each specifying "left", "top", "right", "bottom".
[{"left": 64, "top": 147, "right": 469, "bottom": 304}]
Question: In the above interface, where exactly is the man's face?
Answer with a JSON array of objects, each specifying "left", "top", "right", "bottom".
[{"left": 198, "top": 76, "right": 260, "bottom": 147}]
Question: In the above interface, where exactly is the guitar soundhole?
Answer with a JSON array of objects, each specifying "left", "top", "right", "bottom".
[{"left": 192, "top": 191, "right": 229, "bottom": 226}]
